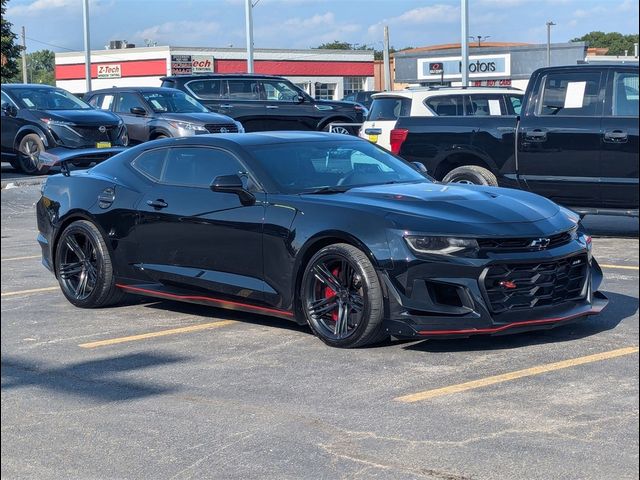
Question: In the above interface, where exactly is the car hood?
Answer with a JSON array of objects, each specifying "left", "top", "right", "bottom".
[
  {"left": 300, "top": 182, "right": 570, "bottom": 235},
  {"left": 158, "top": 112, "right": 234, "bottom": 124},
  {"left": 38, "top": 109, "right": 121, "bottom": 126}
]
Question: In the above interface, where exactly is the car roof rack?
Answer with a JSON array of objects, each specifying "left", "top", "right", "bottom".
[{"left": 404, "top": 85, "right": 522, "bottom": 91}]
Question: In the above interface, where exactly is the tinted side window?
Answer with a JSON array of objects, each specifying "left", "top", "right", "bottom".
[
  {"left": 89, "top": 93, "right": 115, "bottom": 110},
  {"left": 538, "top": 72, "right": 602, "bottom": 116},
  {"left": 224, "top": 80, "right": 260, "bottom": 101},
  {"left": 610, "top": 71, "right": 639, "bottom": 117},
  {"left": 368, "top": 97, "right": 411, "bottom": 120},
  {"left": 425, "top": 95, "right": 465, "bottom": 116},
  {"left": 1, "top": 90, "right": 16, "bottom": 108},
  {"left": 115, "top": 93, "right": 146, "bottom": 114},
  {"left": 261, "top": 80, "right": 299, "bottom": 102},
  {"left": 131, "top": 148, "right": 168, "bottom": 181},
  {"left": 186, "top": 79, "right": 223, "bottom": 99},
  {"left": 467, "top": 95, "right": 505, "bottom": 116},
  {"left": 162, "top": 147, "right": 245, "bottom": 187}
]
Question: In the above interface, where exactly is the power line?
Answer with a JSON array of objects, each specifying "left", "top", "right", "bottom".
[{"left": 25, "top": 36, "right": 79, "bottom": 51}]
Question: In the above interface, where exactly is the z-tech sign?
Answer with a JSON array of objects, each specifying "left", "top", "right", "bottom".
[
  {"left": 96, "top": 64, "right": 121, "bottom": 78},
  {"left": 171, "top": 55, "right": 215, "bottom": 75}
]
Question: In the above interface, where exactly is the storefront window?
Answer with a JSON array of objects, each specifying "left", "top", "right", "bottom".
[
  {"left": 343, "top": 76, "right": 367, "bottom": 95},
  {"left": 315, "top": 83, "right": 336, "bottom": 100}
]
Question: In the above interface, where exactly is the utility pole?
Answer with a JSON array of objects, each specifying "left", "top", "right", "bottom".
[
  {"left": 245, "top": 0, "right": 254, "bottom": 73},
  {"left": 383, "top": 26, "right": 391, "bottom": 91},
  {"left": 21, "top": 26, "right": 27, "bottom": 83},
  {"left": 82, "top": 0, "right": 92, "bottom": 92},
  {"left": 460, "top": 0, "right": 469, "bottom": 87},
  {"left": 635, "top": 42, "right": 639, "bottom": 58},
  {"left": 546, "top": 21, "right": 556, "bottom": 67}
]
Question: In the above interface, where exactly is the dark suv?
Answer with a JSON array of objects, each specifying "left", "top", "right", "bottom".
[
  {"left": 1, "top": 84, "right": 127, "bottom": 174},
  {"left": 160, "top": 74, "right": 365, "bottom": 133},
  {"left": 85, "top": 87, "right": 243, "bottom": 144}
]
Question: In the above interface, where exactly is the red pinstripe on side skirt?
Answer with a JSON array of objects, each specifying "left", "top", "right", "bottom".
[{"left": 115, "top": 284, "right": 294, "bottom": 317}]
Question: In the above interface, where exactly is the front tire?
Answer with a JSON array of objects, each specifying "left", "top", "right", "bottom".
[
  {"left": 442, "top": 165, "right": 498, "bottom": 186},
  {"left": 17, "top": 134, "right": 45, "bottom": 175},
  {"left": 301, "top": 243, "right": 386, "bottom": 348},
  {"left": 322, "top": 123, "right": 352, "bottom": 135},
  {"left": 55, "top": 220, "right": 124, "bottom": 308}
]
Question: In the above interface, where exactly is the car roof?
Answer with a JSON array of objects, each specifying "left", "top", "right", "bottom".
[
  {"left": 86, "top": 86, "right": 182, "bottom": 95},
  {"left": 1, "top": 83, "right": 59, "bottom": 89},
  {"left": 371, "top": 87, "right": 523, "bottom": 100},
  {"left": 161, "top": 74, "right": 288, "bottom": 81},
  {"left": 147, "top": 131, "right": 356, "bottom": 148}
]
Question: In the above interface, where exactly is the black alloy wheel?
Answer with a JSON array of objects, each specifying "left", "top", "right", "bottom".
[
  {"left": 55, "top": 220, "right": 124, "bottom": 308},
  {"left": 18, "top": 133, "right": 45, "bottom": 175},
  {"left": 302, "top": 243, "right": 385, "bottom": 348}
]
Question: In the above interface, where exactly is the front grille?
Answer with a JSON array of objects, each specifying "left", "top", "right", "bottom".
[
  {"left": 477, "top": 228, "right": 575, "bottom": 252},
  {"left": 483, "top": 254, "right": 588, "bottom": 314},
  {"left": 70, "top": 125, "right": 120, "bottom": 143},
  {"left": 204, "top": 123, "right": 238, "bottom": 133}
]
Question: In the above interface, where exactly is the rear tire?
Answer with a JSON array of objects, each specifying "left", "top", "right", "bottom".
[
  {"left": 442, "top": 165, "right": 498, "bottom": 186},
  {"left": 55, "top": 220, "right": 124, "bottom": 308},
  {"left": 17, "top": 134, "right": 45, "bottom": 175},
  {"left": 322, "top": 123, "right": 352, "bottom": 135},
  {"left": 301, "top": 243, "right": 386, "bottom": 348}
]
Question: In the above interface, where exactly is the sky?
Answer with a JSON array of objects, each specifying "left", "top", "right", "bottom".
[{"left": 4, "top": 0, "right": 639, "bottom": 55}]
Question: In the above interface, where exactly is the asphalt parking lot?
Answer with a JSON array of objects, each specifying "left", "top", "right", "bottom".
[{"left": 1, "top": 180, "right": 638, "bottom": 480}]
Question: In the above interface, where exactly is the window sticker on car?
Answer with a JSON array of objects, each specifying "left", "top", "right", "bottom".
[
  {"left": 23, "top": 98, "right": 35, "bottom": 107},
  {"left": 488, "top": 99, "right": 502, "bottom": 115},
  {"left": 101, "top": 95, "right": 114, "bottom": 110},
  {"left": 150, "top": 99, "right": 165, "bottom": 111},
  {"left": 564, "top": 81, "right": 586, "bottom": 108}
]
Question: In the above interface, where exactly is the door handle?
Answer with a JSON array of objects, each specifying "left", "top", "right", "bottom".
[
  {"left": 146, "top": 199, "right": 168, "bottom": 209},
  {"left": 266, "top": 105, "right": 279, "bottom": 109},
  {"left": 219, "top": 104, "right": 234, "bottom": 109},
  {"left": 524, "top": 129, "right": 547, "bottom": 142},
  {"left": 603, "top": 130, "right": 628, "bottom": 143}
]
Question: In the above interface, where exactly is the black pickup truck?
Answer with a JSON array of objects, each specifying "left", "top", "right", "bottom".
[{"left": 392, "top": 64, "right": 639, "bottom": 216}]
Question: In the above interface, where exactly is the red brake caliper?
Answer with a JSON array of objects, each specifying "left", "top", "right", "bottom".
[{"left": 324, "top": 267, "right": 340, "bottom": 322}]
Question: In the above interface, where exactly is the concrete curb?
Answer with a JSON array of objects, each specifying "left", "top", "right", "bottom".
[{"left": 1, "top": 177, "right": 46, "bottom": 190}]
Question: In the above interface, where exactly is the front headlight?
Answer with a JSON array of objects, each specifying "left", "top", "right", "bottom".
[
  {"left": 168, "top": 121, "right": 208, "bottom": 132},
  {"left": 40, "top": 118, "right": 74, "bottom": 127},
  {"left": 405, "top": 235, "right": 479, "bottom": 255}
]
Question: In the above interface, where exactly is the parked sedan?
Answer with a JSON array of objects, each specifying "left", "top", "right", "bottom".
[
  {"left": 1, "top": 84, "right": 127, "bottom": 174},
  {"left": 85, "top": 87, "right": 243, "bottom": 144},
  {"left": 37, "top": 133, "right": 607, "bottom": 348}
]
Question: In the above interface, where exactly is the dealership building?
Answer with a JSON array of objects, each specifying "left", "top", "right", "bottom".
[
  {"left": 392, "top": 41, "right": 589, "bottom": 90},
  {"left": 54, "top": 45, "right": 375, "bottom": 99}
]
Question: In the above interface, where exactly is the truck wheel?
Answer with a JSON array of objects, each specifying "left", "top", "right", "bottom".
[{"left": 443, "top": 166, "right": 498, "bottom": 186}]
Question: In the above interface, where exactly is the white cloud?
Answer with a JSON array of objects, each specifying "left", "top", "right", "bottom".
[
  {"left": 7, "top": 0, "right": 112, "bottom": 16},
  {"left": 367, "top": 4, "right": 459, "bottom": 38},
  {"left": 134, "top": 21, "right": 222, "bottom": 46}
]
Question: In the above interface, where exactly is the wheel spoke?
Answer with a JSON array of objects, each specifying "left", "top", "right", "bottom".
[
  {"left": 76, "top": 271, "right": 89, "bottom": 298},
  {"left": 59, "top": 261, "right": 83, "bottom": 279},
  {"left": 308, "top": 296, "right": 338, "bottom": 317},
  {"left": 313, "top": 263, "right": 343, "bottom": 292},
  {"left": 348, "top": 293, "right": 364, "bottom": 313},
  {"left": 334, "top": 301, "right": 349, "bottom": 337},
  {"left": 65, "top": 235, "right": 85, "bottom": 261}
]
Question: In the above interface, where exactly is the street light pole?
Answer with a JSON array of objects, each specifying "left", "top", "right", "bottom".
[
  {"left": 82, "top": 0, "right": 91, "bottom": 92},
  {"left": 245, "top": 0, "right": 255, "bottom": 73},
  {"left": 546, "top": 21, "right": 556, "bottom": 67},
  {"left": 383, "top": 26, "right": 391, "bottom": 91},
  {"left": 460, "top": 0, "right": 469, "bottom": 87}
]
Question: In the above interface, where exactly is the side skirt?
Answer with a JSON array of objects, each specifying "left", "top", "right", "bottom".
[{"left": 116, "top": 283, "right": 296, "bottom": 321}]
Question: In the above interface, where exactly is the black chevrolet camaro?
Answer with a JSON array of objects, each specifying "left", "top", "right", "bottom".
[{"left": 36, "top": 132, "right": 608, "bottom": 348}]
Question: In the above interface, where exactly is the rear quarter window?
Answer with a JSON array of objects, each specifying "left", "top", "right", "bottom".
[
  {"left": 368, "top": 97, "right": 411, "bottom": 121},
  {"left": 425, "top": 95, "right": 465, "bottom": 116}
]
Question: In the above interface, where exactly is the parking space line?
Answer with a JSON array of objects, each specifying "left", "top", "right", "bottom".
[
  {"left": 78, "top": 320, "right": 237, "bottom": 348},
  {"left": 395, "top": 346, "right": 639, "bottom": 403},
  {"left": 1, "top": 286, "right": 59, "bottom": 297},
  {"left": 600, "top": 264, "right": 639, "bottom": 271},
  {"left": 1, "top": 255, "right": 41, "bottom": 262}
]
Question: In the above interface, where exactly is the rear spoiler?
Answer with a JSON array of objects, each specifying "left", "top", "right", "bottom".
[{"left": 37, "top": 147, "right": 127, "bottom": 176}]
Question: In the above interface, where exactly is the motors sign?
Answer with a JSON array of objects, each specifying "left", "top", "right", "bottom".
[
  {"left": 171, "top": 55, "right": 215, "bottom": 75},
  {"left": 417, "top": 54, "right": 511, "bottom": 80},
  {"left": 96, "top": 64, "right": 121, "bottom": 79}
]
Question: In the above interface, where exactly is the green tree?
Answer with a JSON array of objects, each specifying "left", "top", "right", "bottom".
[
  {"left": 314, "top": 41, "right": 414, "bottom": 60},
  {"left": 1, "top": 0, "right": 23, "bottom": 82},
  {"left": 572, "top": 31, "right": 639, "bottom": 56},
  {"left": 13, "top": 49, "right": 55, "bottom": 84}
]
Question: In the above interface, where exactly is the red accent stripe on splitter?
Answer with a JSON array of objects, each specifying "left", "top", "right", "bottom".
[
  {"left": 115, "top": 284, "right": 294, "bottom": 317},
  {"left": 416, "top": 307, "right": 603, "bottom": 336}
]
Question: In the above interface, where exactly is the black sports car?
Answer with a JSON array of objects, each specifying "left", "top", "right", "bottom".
[{"left": 36, "top": 132, "right": 608, "bottom": 348}]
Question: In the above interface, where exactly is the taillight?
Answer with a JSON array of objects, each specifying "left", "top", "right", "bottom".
[{"left": 390, "top": 128, "right": 409, "bottom": 155}]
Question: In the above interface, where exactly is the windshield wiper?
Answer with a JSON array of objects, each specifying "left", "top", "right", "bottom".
[{"left": 300, "top": 186, "right": 351, "bottom": 195}]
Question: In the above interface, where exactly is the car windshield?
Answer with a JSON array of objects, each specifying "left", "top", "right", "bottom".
[
  {"left": 12, "top": 87, "right": 91, "bottom": 110},
  {"left": 247, "top": 140, "right": 429, "bottom": 194},
  {"left": 141, "top": 91, "right": 208, "bottom": 113}
]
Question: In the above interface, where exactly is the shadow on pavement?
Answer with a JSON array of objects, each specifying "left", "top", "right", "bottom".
[
  {"left": 1, "top": 352, "right": 190, "bottom": 402},
  {"left": 401, "top": 291, "right": 638, "bottom": 353}
]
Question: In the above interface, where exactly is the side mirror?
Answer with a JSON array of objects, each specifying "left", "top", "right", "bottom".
[
  {"left": 296, "top": 94, "right": 305, "bottom": 104},
  {"left": 411, "top": 161, "right": 428, "bottom": 174},
  {"left": 210, "top": 174, "right": 255, "bottom": 206},
  {"left": 130, "top": 106, "right": 147, "bottom": 116},
  {"left": 2, "top": 104, "right": 18, "bottom": 117}
]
